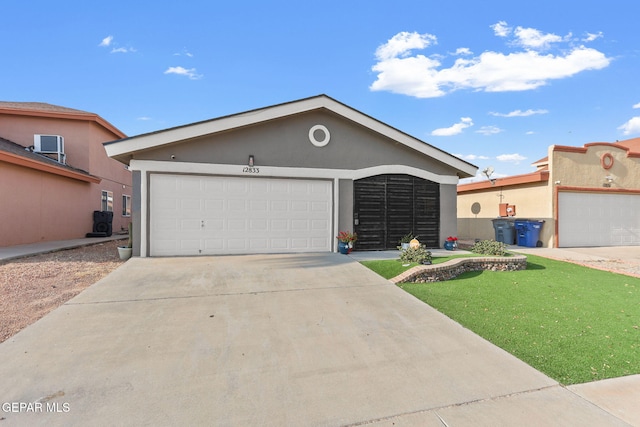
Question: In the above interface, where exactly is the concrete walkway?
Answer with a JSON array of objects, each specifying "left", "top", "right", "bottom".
[
  {"left": 0, "top": 235, "right": 127, "bottom": 262},
  {"left": 0, "top": 248, "right": 634, "bottom": 425}
]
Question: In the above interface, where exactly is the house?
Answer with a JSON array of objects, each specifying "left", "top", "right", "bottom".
[
  {"left": 104, "top": 95, "right": 477, "bottom": 257},
  {"left": 457, "top": 137, "right": 640, "bottom": 248},
  {"left": 0, "top": 102, "right": 131, "bottom": 247}
]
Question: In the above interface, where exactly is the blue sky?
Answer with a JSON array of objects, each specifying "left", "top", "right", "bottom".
[{"left": 3, "top": 1, "right": 640, "bottom": 180}]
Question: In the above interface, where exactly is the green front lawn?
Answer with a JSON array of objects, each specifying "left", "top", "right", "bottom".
[{"left": 363, "top": 255, "right": 640, "bottom": 385}]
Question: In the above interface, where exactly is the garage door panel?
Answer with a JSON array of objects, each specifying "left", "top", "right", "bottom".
[
  {"left": 150, "top": 175, "right": 332, "bottom": 256},
  {"left": 559, "top": 192, "right": 640, "bottom": 247},
  {"left": 180, "top": 219, "right": 201, "bottom": 231}
]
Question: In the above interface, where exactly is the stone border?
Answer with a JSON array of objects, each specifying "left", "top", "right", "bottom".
[{"left": 390, "top": 255, "right": 528, "bottom": 283}]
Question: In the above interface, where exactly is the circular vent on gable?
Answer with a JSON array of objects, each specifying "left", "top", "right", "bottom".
[{"left": 309, "top": 125, "right": 330, "bottom": 147}]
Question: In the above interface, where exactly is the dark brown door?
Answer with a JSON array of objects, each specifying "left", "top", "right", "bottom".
[{"left": 354, "top": 174, "right": 440, "bottom": 250}]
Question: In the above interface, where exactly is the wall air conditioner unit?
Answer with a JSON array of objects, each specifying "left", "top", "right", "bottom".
[{"left": 34, "top": 134, "right": 66, "bottom": 164}]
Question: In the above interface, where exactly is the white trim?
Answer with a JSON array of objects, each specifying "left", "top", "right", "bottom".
[
  {"left": 106, "top": 95, "right": 477, "bottom": 177},
  {"left": 134, "top": 160, "right": 458, "bottom": 257},
  {"left": 140, "top": 171, "right": 148, "bottom": 257},
  {"left": 129, "top": 160, "right": 460, "bottom": 185},
  {"left": 333, "top": 178, "right": 339, "bottom": 253}
]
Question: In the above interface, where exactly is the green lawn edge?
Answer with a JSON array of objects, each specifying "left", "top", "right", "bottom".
[{"left": 362, "top": 254, "right": 640, "bottom": 385}]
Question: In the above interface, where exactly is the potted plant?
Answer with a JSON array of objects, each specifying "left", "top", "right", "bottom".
[
  {"left": 336, "top": 231, "right": 357, "bottom": 254},
  {"left": 398, "top": 232, "right": 416, "bottom": 251},
  {"left": 117, "top": 223, "right": 133, "bottom": 260},
  {"left": 444, "top": 236, "right": 458, "bottom": 251}
]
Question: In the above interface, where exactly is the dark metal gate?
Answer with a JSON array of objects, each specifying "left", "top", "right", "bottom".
[{"left": 353, "top": 174, "right": 440, "bottom": 250}]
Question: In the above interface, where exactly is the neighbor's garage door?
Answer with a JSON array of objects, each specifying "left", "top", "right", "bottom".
[
  {"left": 150, "top": 174, "right": 332, "bottom": 256},
  {"left": 558, "top": 191, "right": 640, "bottom": 247}
]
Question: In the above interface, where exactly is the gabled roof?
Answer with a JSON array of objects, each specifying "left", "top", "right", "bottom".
[
  {"left": 0, "top": 136, "right": 100, "bottom": 183},
  {"left": 104, "top": 94, "right": 477, "bottom": 177},
  {"left": 0, "top": 101, "right": 126, "bottom": 139}
]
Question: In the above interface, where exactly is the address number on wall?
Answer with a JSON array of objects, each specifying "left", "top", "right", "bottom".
[{"left": 243, "top": 167, "right": 260, "bottom": 173}]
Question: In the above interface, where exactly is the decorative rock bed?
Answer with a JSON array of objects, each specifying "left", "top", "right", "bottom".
[{"left": 390, "top": 255, "right": 528, "bottom": 283}]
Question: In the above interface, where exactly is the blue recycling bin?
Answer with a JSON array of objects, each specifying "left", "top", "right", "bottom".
[
  {"left": 491, "top": 218, "right": 515, "bottom": 244},
  {"left": 514, "top": 219, "right": 545, "bottom": 247}
]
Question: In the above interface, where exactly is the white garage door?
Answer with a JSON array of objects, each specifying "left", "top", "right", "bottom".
[
  {"left": 150, "top": 174, "right": 333, "bottom": 256},
  {"left": 558, "top": 192, "right": 640, "bottom": 247}
]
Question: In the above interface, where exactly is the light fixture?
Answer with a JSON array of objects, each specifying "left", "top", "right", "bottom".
[
  {"left": 248, "top": 155, "right": 254, "bottom": 167},
  {"left": 605, "top": 175, "right": 613, "bottom": 183}
]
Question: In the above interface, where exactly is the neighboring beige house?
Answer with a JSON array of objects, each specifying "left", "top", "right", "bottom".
[
  {"left": 0, "top": 102, "right": 131, "bottom": 247},
  {"left": 458, "top": 137, "right": 640, "bottom": 248}
]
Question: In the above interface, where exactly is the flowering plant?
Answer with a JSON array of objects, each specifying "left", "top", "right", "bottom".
[
  {"left": 336, "top": 231, "right": 358, "bottom": 243},
  {"left": 446, "top": 236, "right": 458, "bottom": 242}
]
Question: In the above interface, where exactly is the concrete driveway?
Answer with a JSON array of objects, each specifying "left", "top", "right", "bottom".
[
  {"left": 0, "top": 254, "right": 630, "bottom": 426},
  {"left": 513, "top": 245, "right": 640, "bottom": 278}
]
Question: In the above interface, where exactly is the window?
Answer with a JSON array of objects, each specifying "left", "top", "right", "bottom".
[
  {"left": 101, "top": 190, "right": 113, "bottom": 212},
  {"left": 122, "top": 195, "right": 131, "bottom": 217}
]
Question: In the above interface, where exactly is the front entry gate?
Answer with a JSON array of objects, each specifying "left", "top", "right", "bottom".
[{"left": 353, "top": 174, "right": 440, "bottom": 250}]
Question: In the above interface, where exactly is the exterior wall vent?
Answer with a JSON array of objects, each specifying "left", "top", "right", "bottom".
[{"left": 34, "top": 134, "right": 66, "bottom": 164}]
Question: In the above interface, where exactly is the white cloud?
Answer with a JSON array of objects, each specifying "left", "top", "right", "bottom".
[
  {"left": 370, "top": 24, "right": 610, "bottom": 98},
  {"left": 164, "top": 66, "right": 203, "bottom": 80},
  {"left": 490, "top": 108, "right": 549, "bottom": 117},
  {"left": 454, "top": 153, "right": 490, "bottom": 161},
  {"left": 633, "top": 102, "right": 640, "bottom": 109},
  {"left": 99, "top": 35, "right": 113, "bottom": 47},
  {"left": 454, "top": 47, "right": 472, "bottom": 56},
  {"left": 526, "top": 130, "right": 536, "bottom": 135},
  {"left": 476, "top": 126, "right": 503, "bottom": 136},
  {"left": 497, "top": 153, "right": 527, "bottom": 164},
  {"left": 584, "top": 32, "right": 603, "bottom": 42},
  {"left": 137, "top": 116, "right": 152, "bottom": 121},
  {"left": 618, "top": 117, "right": 640, "bottom": 136},
  {"left": 491, "top": 21, "right": 511, "bottom": 38},
  {"left": 111, "top": 47, "right": 136, "bottom": 54},
  {"left": 99, "top": 35, "right": 135, "bottom": 53},
  {"left": 513, "top": 26, "right": 566, "bottom": 50},
  {"left": 431, "top": 117, "right": 473, "bottom": 136},
  {"left": 374, "top": 31, "right": 437, "bottom": 61}
]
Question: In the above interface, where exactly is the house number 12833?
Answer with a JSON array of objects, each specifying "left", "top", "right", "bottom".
[{"left": 242, "top": 167, "right": 260, "bottom": 173}]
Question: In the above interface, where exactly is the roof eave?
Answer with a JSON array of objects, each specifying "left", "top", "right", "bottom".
[
  {"left": 0, "top": 151, "right": 101, "bottom": 183},
  {"left": 104, "top": 95, "right": 477, "bottom": 177},
  {"left": 458, "top": 170, "right": 549, "bottom": 193}
]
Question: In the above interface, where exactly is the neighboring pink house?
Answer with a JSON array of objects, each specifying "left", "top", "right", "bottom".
[{"left": 0, "top": 102, "right": 131, "bottom": 247}]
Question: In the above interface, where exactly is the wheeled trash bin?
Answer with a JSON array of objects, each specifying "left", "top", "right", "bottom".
[
  {"left": 514, "top": 219, "right": 545, "bottom": 247},
  {"left": 491, "top": 218, "right": 515, "bottom": 245}
]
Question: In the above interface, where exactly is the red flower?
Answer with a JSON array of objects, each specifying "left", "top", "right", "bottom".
[{"left": 336, "top": 231, "right": 358, "bottom": 243}]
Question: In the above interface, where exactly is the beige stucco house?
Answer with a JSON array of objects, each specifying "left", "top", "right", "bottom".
[
  {"left": 0, "top": 102, "right": 131, "bottom": 247},
  {"left": 458, "top": 137, "right": 640, "bottom": 248}
]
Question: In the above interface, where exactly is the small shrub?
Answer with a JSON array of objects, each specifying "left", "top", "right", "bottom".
[
  {"left": 471, "top": 239, "right": 508, "bottom": 256},
  {"left": 399, "top": 246, "right": 432, "bottom": 264}
]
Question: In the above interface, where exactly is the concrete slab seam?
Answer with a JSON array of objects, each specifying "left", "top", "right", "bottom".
[{"left": 341, "top": 384, "right": 560, "bottom": 427}]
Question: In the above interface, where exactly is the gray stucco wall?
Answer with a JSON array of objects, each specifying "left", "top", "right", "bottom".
[
  {"left": 439, "top": 184, "right": 458, "bottom": 246},
  {"left": 135, "top": 110, "right": 460, "bottom": 176},
  {"left": 132, "top": 170, "right": 142, "bottom": 256},
  {"left": 338, "top": 179, "right": 354, "bottom": 242}
]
